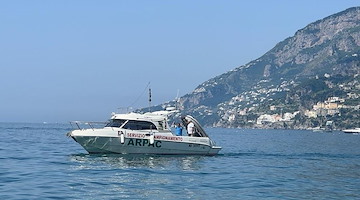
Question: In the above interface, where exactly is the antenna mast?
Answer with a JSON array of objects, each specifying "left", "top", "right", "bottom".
[
  {"left": 148, "top": 87, "right": 152, "bottom": 112},
  {"left": 176, "top": 89, "right": 180, "bottom": 110}
]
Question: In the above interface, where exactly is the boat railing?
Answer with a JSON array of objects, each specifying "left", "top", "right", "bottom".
[{"left": 70, "top": 121, "right": 107, "bottom": 131}]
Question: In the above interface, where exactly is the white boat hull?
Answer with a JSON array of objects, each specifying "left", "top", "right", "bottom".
[
  {"left": 68, "top": 129, "right": 221, "bottom": 155},
  {"left": 343, "top": 128, "right": 360, "bottom": 134}
]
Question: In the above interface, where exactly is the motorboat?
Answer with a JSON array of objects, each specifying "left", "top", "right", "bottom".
[
  {"left": 66, "top": 110, "right": 222, "bottom": 155},
  {"left": 342, "top": 128, "right": 360, "bottom": 134}
]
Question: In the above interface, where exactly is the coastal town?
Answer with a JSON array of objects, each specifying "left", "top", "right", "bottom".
[{"left": 213, "top": 73, "right": 359, "bottom": 130}]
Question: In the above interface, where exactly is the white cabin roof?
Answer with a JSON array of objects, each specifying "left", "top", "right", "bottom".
[{"left": 111, "top": 111, "right": 169, "bottom": 122}]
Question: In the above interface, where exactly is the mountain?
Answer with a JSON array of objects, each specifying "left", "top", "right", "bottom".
[{"left": 152, "top": 7, "right": 360, "bottom": 130}]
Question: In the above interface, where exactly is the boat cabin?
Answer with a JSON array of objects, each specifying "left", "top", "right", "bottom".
[{"left": 105, "top": 112, "right": 170, "bottom": 131}]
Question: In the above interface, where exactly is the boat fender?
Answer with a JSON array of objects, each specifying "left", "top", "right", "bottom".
[
  {"left": 118, "top": 131, "right": 125, "bottom": 144},
  {"left": 149, "top": 133, "right": 154, "bottom": 145}
]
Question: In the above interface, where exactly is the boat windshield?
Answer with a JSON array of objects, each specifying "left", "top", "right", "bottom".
[
  {"left": 105, "top": 119, "right": 127, "bottom": 128},
  {"left": 122, "top": 120, "right": 157, "bottom": 130}
]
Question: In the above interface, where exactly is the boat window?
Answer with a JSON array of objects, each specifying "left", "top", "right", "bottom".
[
  {"left": 105, "top": 119, "right": 127, "bottom": 128},
  {"left": 158, "top": 121, "right": 164, "bottom": 130},
  {"left": 122, "top": 120, "right": 157, "bottom": 130}
]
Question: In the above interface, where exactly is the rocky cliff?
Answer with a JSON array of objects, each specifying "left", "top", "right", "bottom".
[{"left": 152, "top": 7, "right": 360, "bottom": 129}]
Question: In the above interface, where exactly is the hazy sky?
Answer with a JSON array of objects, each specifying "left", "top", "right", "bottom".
[{"left": 1, "top": 0, "right": 359, "bottom": 122}]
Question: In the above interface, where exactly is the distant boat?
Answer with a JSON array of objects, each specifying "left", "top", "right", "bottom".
[{"left": 342, "top": 128, "right": 360, "bottom": 134}]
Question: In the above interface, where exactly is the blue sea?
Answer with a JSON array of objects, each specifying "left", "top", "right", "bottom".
[{"left": 0, "top": 122, "right": 359, "bottom": 200}]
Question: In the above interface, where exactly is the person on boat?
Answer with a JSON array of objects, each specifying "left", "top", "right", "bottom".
[
  {"left": 175, "top": 123, "right": 183, "bottom": 136},
  {"left": 187, "top": 120, "right": 195, "bottom": 137}
]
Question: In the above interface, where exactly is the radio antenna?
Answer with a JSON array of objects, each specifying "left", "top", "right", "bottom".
[
  {"left": 175, "top": 89, "right": 180, "bottom": 110},
  {"left": 148, "top": 87, "right": 152, "bottom": 112},
  {"left": 128, "top": 82, "right": 151, "bottom": 110}
]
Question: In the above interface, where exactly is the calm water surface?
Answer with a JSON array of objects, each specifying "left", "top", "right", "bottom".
[{"left": 0, "top": 123, "right": 359, "bottom": 199}]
